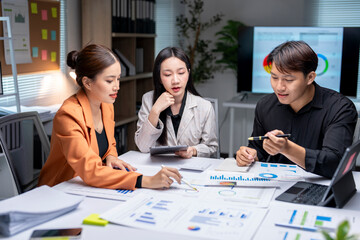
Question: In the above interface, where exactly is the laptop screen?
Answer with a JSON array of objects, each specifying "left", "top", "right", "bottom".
[{"left": 330, "top": 141, "right": 360, "bottom": 185}]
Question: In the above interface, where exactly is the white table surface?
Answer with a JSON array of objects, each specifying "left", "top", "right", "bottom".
[{"left": 1, "top": 151, "right": 360, "bottom": 240}]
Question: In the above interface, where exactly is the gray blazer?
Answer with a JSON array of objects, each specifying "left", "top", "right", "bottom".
[{"left": 135, "top": 91, "right": 218, "bottom": 158}]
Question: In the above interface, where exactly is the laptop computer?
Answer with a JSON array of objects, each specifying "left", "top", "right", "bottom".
[{"left": 275, "top": 140, "right": 360, "bottom": 208}]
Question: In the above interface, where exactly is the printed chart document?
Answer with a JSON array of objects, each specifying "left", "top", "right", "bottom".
[
  {"left": 205, "top": 170, "right": 280, "bottom": 187},
  {"left": 249, "top": 162, "right": 305, "bottom": 181},
  {"left": 54, "top": 176, "right": 139, "bottom": 201},
  {"left": 101, "top": 194, "right": 268, "bottom": 240},
  {"left": 0, "top": 186, "right": 83, "bottom": 236},
  {"left": 253, "top": 202, "right": 360, "bottom": 240}
]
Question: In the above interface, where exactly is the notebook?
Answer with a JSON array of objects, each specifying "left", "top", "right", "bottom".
[{"left": 275, "top": 140, "right": 360, "bottom": 208}]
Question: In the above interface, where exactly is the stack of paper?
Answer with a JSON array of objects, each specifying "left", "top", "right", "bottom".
[{"left": 0, "top": 186, "right": 84, "bottom": 237}]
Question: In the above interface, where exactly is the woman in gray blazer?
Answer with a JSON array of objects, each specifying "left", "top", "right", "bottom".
[{"left": 135, "top": 47, "right": 218, "bottom": 158}]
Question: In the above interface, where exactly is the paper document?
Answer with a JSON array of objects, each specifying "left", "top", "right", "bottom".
[
  {"left": 215, "top": 158, "right": 252, "bottom": 172},
  {"left": 0, "top": 186, "right": 83, "bottom": 236},
  {"left": 101, "top": 193, "right": 268, "bottom": 240},
  {"left": 249, "top": 162, "right": 305, "bottom": 181},
  {"left": 205, "top": 170, "right": 280, "bottom": 187},
  {"left": 254, "top": 202, "right": 360, "bottom": 240},
  {"left": 54, "top": 176, "right": 139, "bottom": 201}
]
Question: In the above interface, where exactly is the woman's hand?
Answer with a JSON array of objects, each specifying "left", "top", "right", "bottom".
[
  {"left": 105, "top": 155, "right": 137, "bottom": 171},
  {"left": 152, "top": 92, "right": 175, "bottom": 115},
  {"left": 175, "top": 147, "right": 197, "bottom": 159},
  {"left": 141, "top": 166, "right": 182, "bottom": 189}
]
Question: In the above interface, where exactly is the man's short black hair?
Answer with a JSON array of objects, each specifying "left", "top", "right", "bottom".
[{"left": 267, "top": 40, "right": 318, "bottom": 77}]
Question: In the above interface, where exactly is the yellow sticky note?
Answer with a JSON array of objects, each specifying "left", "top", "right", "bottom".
[
  {"left": 51, "top": 51, "right": 56, "bottom": 62},
  {"left": 42, "top": 29, "right": 48, "bottom": 40},
  {"left": 51, "top": 7, "right": 57, "bottom": 18},
  {"left": 31, "top": 3, "right": 38, "bottom": 14},
  {"left": 83, "top": 214, "right": 108, "bottom": 226}
]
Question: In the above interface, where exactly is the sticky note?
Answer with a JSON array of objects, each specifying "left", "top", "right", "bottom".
[
  {"left": 51, "top": 51, "right": 56, "bottom": 62},
  {"left": 83, "top": 214, "right": 108, "bottom": 226},
  {"left": 42, "top": 29, "right": 48, "bottom": 40},
  {"left": 51, "top": 7, "right": 57, "bottom": 18},
  {"left": 41, "top": 10, "right": 48, "bottom": 20},
  {"left": 41, "top": 50, "right": 47, "bottom": 60},
  {"left": 32, "top": 47, "right": 38, "bottom": 57},
  {"left": 31, "top": 3, "right": 38, "bottom": 14},
  {"left": 51, "top": 30, "right": 56, "bottom": 40}
]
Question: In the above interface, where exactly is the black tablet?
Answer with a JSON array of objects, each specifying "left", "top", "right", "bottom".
[{"left": 150, "top": 145, "right": 188, "bottom": 155}]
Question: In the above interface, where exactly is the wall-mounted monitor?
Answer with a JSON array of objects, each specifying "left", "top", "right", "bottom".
[{"left": 238, "top": 26, "right": 360, "bottom": 97}]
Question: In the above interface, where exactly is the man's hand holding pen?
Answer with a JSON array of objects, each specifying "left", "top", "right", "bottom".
[{"left": 263, "top": 130, "right": 290, "bottom": 156}]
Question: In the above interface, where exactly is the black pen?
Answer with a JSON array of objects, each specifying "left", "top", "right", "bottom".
[{"left": 248, "top": 134, "right": 291, "bottom": 141}]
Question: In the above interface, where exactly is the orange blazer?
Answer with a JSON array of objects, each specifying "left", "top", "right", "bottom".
[{"left": 38, "top": 89, "right": 141, "bottom": 189}]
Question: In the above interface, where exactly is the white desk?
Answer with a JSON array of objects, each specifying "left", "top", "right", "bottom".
[
  {"left": 223, "top": 93, "right": 266, "bottom": 157},
  {"left": 1, "top": 151, "right": 360, "bottom": 240}
]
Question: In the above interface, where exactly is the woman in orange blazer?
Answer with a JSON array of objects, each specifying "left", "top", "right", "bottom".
[{"left": 38, "top": 44, "right": 181, "bottom": 190}]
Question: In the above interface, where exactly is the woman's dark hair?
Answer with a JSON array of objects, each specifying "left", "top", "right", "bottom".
[
  {"left": 152, "top": 47, "right": 200, "bottom": 145},
  {"left": 67, "top": 44, "right": 119, "bottom": 87},
  {"left": 267, "top": 40, "right": 318, "bottom": 77}
]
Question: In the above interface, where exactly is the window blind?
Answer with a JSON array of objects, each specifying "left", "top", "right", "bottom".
[{"left": 155, "top": 0, "right": 184, "bottom": 55}]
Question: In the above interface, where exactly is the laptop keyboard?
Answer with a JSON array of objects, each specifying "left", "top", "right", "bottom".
[{"left": 293, "top": 184, "right": 329, "bottom": 205}]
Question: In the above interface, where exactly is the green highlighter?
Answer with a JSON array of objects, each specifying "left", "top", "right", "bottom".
[{"left": 82, "top": 214, "right": 108, "bottom": 226}]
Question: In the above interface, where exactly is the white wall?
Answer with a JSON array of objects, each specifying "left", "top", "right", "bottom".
[{"left": 190, "top": 0, "right": 308, "bottom": 156}]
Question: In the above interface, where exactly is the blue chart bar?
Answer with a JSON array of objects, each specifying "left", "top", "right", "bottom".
[
  {"left": 316, "top": 216, "right": 331, "bottom": 222},
  {"left": 152, "top": 200, "right": 171, "bottom": 211},
  {"left": 270, "top": 164, "right": 278, "bottom": 167},
  {"left": 283, "top": 232, "right": 288, "bottom": 240},
  {"left": 209, "top": 175, "right": 271, "bottom": 181},
  {"left": 116, "top": 189, "right": 134, "bottom": 194},
  {"left": 136, "top": 212, "right": 156, "bottom": 225},
  {"left": 261, "top": 163, "right": 268, "bottom": 167},
  {"left": 289, "top": 210, "right": 297, "bottom": 224}
]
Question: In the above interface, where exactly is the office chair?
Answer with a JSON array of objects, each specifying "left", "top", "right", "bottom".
[
  {"left": 0, "top": 111, "right": 50, "bottom": 199},
  {"left": 204, "top": 97, "right": 220, "bottom": 159}
]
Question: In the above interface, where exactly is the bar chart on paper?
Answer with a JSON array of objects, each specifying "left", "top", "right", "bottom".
[
  {"left": 54, "top": 176, "right": 138, "bottom": 201},
  {"left": 206, "top": 171, "right": 280, "bottom": 187},
  {"left": 174, "top": 202, "right": 268, "bottom": 240},
  {"left": 101, "top": 194, "right": 192, "bottom": 231},
  {"left": 250, "top": 162, "right": 305, "bottom": 181},
  {"left": 254, "top": 204, "right": 360, "bottom": 240}
]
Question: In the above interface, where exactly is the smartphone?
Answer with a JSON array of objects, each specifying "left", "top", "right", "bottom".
[{"left": 30, "top": 228, "right": 82, "bottom": 239}]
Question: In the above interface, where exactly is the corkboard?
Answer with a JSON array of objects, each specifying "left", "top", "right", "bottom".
[{"left": 0, "top": 0, "right": 60, "bottom": 76}]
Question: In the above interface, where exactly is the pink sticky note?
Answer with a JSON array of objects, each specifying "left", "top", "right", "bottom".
[
  {"left": 41, "top": 10, "right": 48, "bottom": 20},
  {"left": 41, "top": 50, "right": 47, "bottom": 61}
]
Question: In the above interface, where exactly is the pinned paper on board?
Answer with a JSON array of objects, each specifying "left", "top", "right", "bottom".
[
  {"left": 41, "top": 29, "right": 48, "bottom": 40},
  {"left": 51, "top": 7, "right": 57, "bottom": 18},
  {"left": 51, "top": 30, "right": 56, "bottom": 40},
  {"left": 51, "top": 52, "right": 56, "bottom": 62},
  {"left": 32, "top": 47, "right": 38, "bottom": 58},
  {"left": 41, "top": 50, "right": 47, "bottom": 60},
  {"left": 41, "top": 9, "right": 48, "bottom": 20},
  {"left": 31, "top": 3, "right": 38, "bottom": 14}
]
